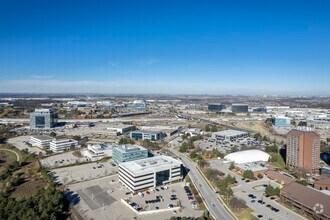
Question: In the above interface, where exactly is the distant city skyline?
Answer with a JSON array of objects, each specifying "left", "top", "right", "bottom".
[{"left": 0, "top": 1, "right": 329, "bottom": 95}]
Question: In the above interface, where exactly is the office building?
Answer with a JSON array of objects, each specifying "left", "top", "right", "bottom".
[
  {"left": 208, "top": 103, "right": 226, "bottom": 112},
  {"left": 231, "top": 104, "right": 249, "bottom": 113},
  {"left": 127, "top": 100, "right": 146, "bottom": 110},
  {"left": 130, "top": 130, "right": 163, "bottom": 141},
  {"left": 50, "top": 139, "right": 79, "bottom": 153},
  {"left": 211, "top": 129, "right": 249, "bottom": 141},
  {"left": 252, "top": 106, "right": 267, "bottom": 113},
  {"left": 107, "top": 124, "right": 136, "bottom": 134},
  {"left": 29, "top": 135, "right": 53, "bottom": 149},
  {"left": 286, "top": 128, "right": 320, "bottom": 173},
  {"left": 81, "top": 143, "right": 115, "bottom": 160},
  {"left": 30, "top": 109, "right": 57, "bottom": 129},
  {"left": 118, "top": 155, "right": 182, "bottom": 192},
  {"left": 274, "top": 116, "right": 292, "bottom": 128},
  {"left": 112, "top": 144, "right": 148, "bottom": 164},
  {"left": 280, "top": 182, "right": 330, "bottom": 220}
]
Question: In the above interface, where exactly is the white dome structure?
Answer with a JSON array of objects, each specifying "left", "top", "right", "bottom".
[{"left": 224, "top": 150, "right": 270, "bottom": 164}]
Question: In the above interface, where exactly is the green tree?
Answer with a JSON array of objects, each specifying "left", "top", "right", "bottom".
[
  {"left": 243, "top": 170, "right": 254, "bottom": 180},
  {"left": 265, "top": 185, "right": 275, "bottom": 196},
  {"left": 229, "top": 162, "right": 235, "bottom": 170}
]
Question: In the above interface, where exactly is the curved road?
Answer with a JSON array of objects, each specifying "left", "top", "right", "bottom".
[
  {"left": 167, "top": 149, "right": 234, "bottom": 220},
  {"left": 0, "top": 148, "right": 20, "bottom": 162}
]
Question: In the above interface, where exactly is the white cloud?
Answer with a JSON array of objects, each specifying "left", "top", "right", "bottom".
[
  {"left": 29, "top": 75, "right": 53, "bottom": 79},
  {"left": 0, "top": 79, "right": 328, "bottom": 95}
]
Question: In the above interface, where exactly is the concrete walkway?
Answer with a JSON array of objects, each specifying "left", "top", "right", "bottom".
[{"left": 0, "top": 148, "right": 20, "bottom": 162}]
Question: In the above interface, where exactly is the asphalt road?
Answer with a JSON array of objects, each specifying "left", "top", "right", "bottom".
[
  {"left": 167, "top": 149, "right": 234, "bottom": 220},
  {"left": 0, "top": 117, "right": 178, "bottom": 123}
]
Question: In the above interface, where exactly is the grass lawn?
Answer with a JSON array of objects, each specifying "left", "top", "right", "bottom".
[
  {"left": 0, "top": 149, "right": 17, "bottom": 173},
  {"left": 234, "top": 208, "right": 258, "bottom": 220},
  {"left": 72, "top": 150, "right": 83, "bottom": 158}
]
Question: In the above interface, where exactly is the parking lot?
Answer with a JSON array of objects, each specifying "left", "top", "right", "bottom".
[
  {"left": 208, "top": 159, "right": 306, "bottom": 220},
  {"left": 40, "top": 151, "right": 88, "bottom": 168},
  {"left": 127, "top": 182, "right": 202, "bottom": 217},
  {"left": 67, "top": 176, "right": 203, "bottom": 220},
  {"left": 50, "top": 161, "right": 118, "bottom": 184},
  {"left": 8, "top": 135, "right": 45, "bottom": 155},
  {"left": 234, "top": 184, "right": 306, "bottom": 220}
]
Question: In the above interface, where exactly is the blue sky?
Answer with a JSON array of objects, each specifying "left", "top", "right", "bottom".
[{"left": 0, "top": 0, "right": 329, "bottom": 95}]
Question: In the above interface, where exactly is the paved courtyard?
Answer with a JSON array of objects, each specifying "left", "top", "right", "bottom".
[
  {"left": 50, "top": 161, "right": 117, "bottom": 184},
  {"left": 8, "top": 135, "right": 45, "bottom": 155},
  {"left": 40, "top": 151, "right": 88, "bottom": 169}
]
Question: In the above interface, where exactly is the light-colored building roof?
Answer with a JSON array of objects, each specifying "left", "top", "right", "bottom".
[
  {"left": 31, "top": 135, "right": 53, "bottom": 141},
  {"left": 212, "top": 129, "right": 248, "bottom": 137},
  {"left": 120, "top": 155, "right": 181, "bottom": 176},
  {"left": 235, "top": 162, "right": 269, "bottom": 172},
  {"left": 131, "top": 130, "right": 162, "bottom": 135},
  {"left": 114, "top": 144, "right": 147, "bottom": 153},
  {"left": 224, "top": 150, "right": 270, "bottom": 164}
]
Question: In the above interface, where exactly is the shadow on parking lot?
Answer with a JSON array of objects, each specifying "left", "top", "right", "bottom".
[{"left": 64, "top": 190, "right": 81, "bottom": 205}]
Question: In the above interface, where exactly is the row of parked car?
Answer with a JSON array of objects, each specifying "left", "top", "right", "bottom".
[{"left": 184, "top": 185, "right": 198, "bottom": 209}]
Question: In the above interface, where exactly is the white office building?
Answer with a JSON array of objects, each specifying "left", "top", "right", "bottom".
[
  {"left": 119, "top": 155, "right": 183, "bottom": 192},
  {"left": 50, "top": 139, "right": 79, "bottom": 153},
  {"left": 81, "top": 143, "right": 115, "bottom": 160},
  {"left": 29, "top": 135, "right": 53, "bottom": 149}
]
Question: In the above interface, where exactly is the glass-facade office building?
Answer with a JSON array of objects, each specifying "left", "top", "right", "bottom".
[
  {"left": 30, "top": 109, "right": 57, "bottom": 129},
  {"left": 130, "top": 130, "right": 162, "bottom": 141},
  {"left": 112, "top": 144, "right": 148, "bottom": 164},
  {"left": 208, "top": 103, "right": 226, "bottom": 112},
  {"left": 231, "top": 104, "right": 249, "bottom": 113}
]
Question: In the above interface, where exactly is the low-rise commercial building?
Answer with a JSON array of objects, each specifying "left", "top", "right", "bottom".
[
  {"left": 81, "top": 143, "right": 115, "bottom": 160},
  {"left": 130, "top": 130, "right": 163, "bottom": 141},
  {"left": 280, "top": 182, "right": 330, "bottom": 220},
  {"left": 112, "top": 144, "right": 148, "bottom": 164},
  {"left": 50, "top": 139, "right": 79, "bottom": 153},
  {"left": 140, "top": 124, "right": 181, "bottom": 138},
  {"left": 107, "top": 124, "right": 136, "bottom": 134},
  {"left": 313, "top": 177, "right": 330, "bottom": 191},
  {"left": 118, "top": 155, "right": 183, "bottom": 192},
  {"left": 274, "top": 116, "right": 292, "bottom": 128},
  {"left": 29, "top": 135, "right": 53, "bottom": 149},
  {"left": 235, "top": 162, "right": 269, "bottom": 176},
  {"left": 211, "top": 129, "right": 248, "bottom": 141},
  {"left": 264, "top": 170, "right": 296, "bottom": 185}
]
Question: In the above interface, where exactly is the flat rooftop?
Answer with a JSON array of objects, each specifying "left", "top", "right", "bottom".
[
  {"left": 212, "top": 129, "right": 248, "bottom": 137},
  {"left": 107, "top": 124, "right": 135, "bottom": 129},
  {"left": 31, "top": 135, "right": 53, "bottom": 141},
  {"left": 236, "top": 162, "right": 269, "bottom": 172},
  {"left": 114, "top": 144, "right": 147, "bottom": 153},
  {"left": 120, "top": 155, "right": 182, "bottom": 175},
  {"left": 89, "top": 143, "right": 115, "bottom": 152},
  {"left": 131, "top": 130, "right": 162, "bottom": 135}
]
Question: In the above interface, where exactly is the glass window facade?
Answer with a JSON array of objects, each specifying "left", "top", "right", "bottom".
[{"left": 156, "top": 169, "right": 170, "bottom": 186}]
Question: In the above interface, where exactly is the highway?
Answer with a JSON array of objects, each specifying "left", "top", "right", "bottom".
[
  {"left": 0, "top": 117, "right": 178, "bottom": 124},
  {"left": 167, "top": 148, "right": 234, "bottom": 220}
]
